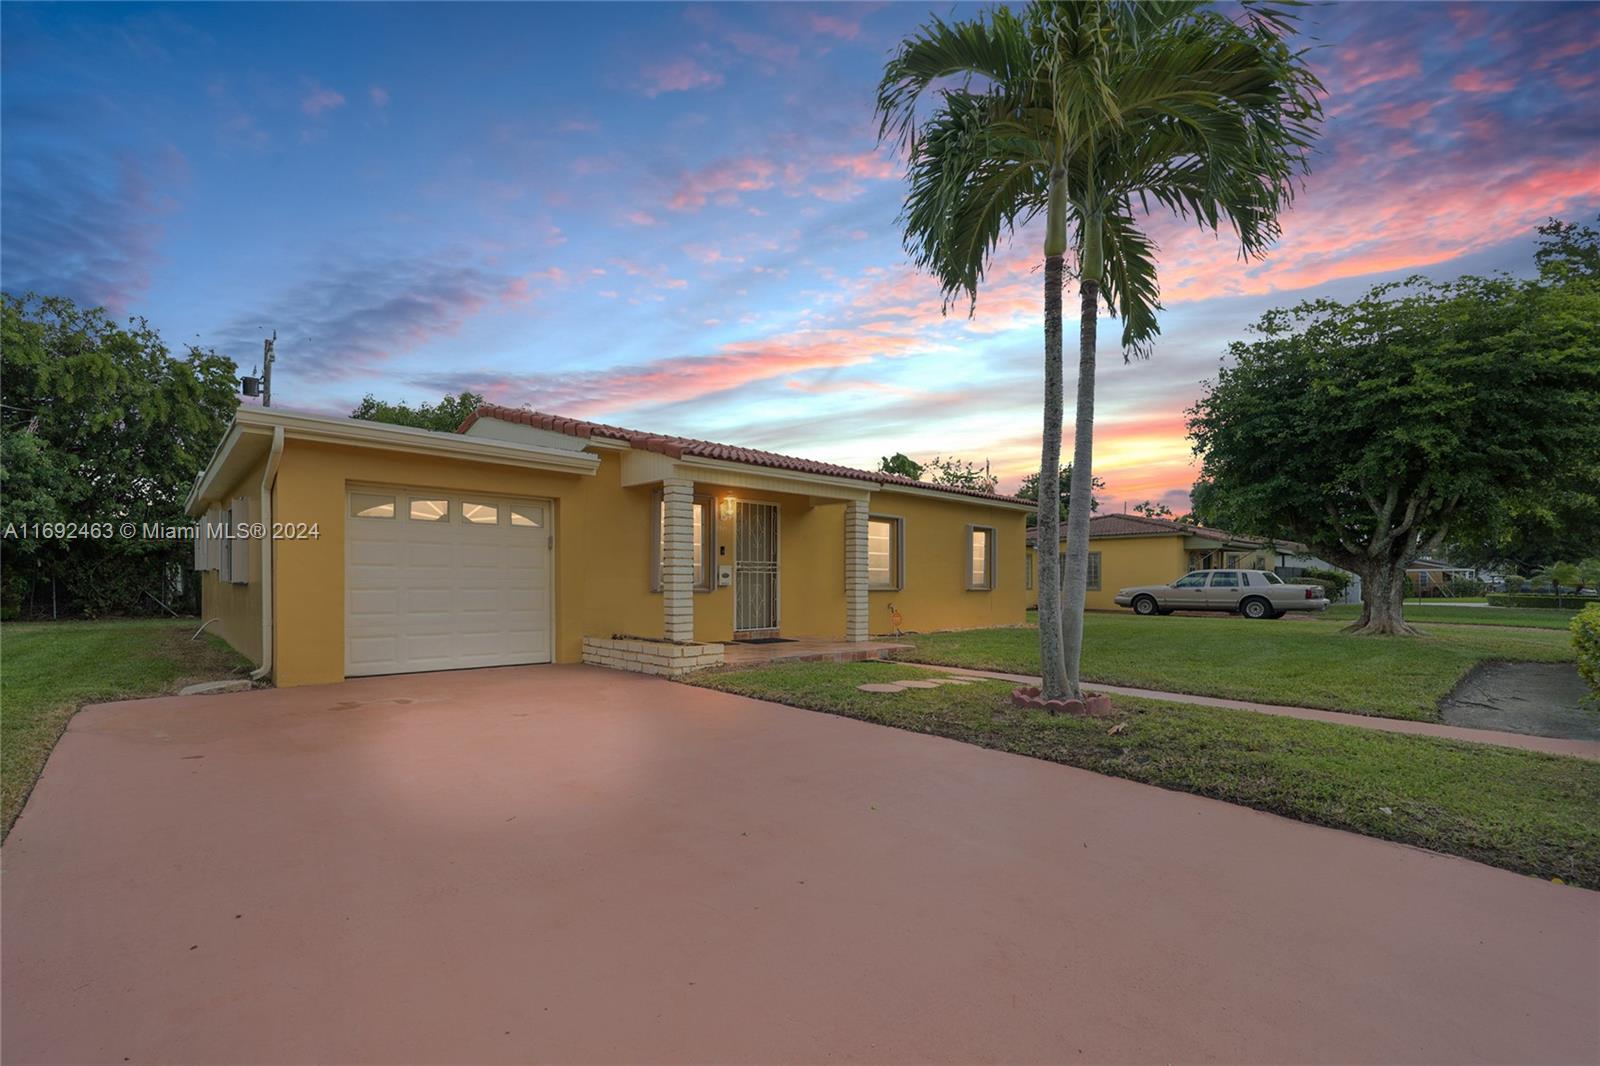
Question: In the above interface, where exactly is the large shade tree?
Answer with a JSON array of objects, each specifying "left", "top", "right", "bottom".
[
  {"left": 1188, "top": 220, "right": 1600, "bottom": 634},
  {"left": 876, "top": 0, "right": 1322, "bottom": 699}
]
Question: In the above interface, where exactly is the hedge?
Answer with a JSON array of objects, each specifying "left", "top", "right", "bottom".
[
  {"left": 1574, "top": 605, "right": 1600, "bottom": 697},
  {"left": 1485, "top": 593, "right": 1598, "bottom": 609}
]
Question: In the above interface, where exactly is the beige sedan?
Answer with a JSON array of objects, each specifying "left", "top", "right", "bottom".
[{"left": 1113, "top": 569, "right": 1329, "bottom": 619}]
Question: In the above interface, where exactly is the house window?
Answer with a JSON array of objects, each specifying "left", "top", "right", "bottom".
[
  {"left": 1087, "top": 551, "right": 1101, "bottom": 592},
  {"left": 966, "top": 526, "right": 995, "bottom": 590},
  {"left": 652, "top": 492, "right": 714, "bottom": 592},
  {"left": 867, "top": 516, "right": 903, "bottom": 591}
]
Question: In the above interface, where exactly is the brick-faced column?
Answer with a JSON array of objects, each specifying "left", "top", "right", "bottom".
[
  {"left": 661, "top": 476, "right": 696, "bottom": 643},
  {"left": 844, "top": 498, "right": 869, "bottom": 642}
]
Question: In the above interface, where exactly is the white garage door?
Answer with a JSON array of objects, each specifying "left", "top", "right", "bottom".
[{"left": 345, "top": 487, "right": 552, "bottom": 676}]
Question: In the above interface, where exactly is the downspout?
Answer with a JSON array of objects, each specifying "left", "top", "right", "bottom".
[{"left": 250, "top": 426, "right": 285, "bottom": 682}]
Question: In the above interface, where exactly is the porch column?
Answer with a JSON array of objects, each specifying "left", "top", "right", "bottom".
[
  {"left": 661, "top": 476, "right": 696, "bottom": 643},
  {"left": 844, "top": 498, "right": 869, "bottom": 642}
]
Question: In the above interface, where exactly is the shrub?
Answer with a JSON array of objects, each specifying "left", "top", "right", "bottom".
[
  {"left": 1300, "top": 567, "right": 1351, "bottom": 599},
  {"left": 1573, "top": 605, "right": 1600, "bottom": 697},
  {"left": 1487, "top": 593, "right": 1599, "bottom": 609}
]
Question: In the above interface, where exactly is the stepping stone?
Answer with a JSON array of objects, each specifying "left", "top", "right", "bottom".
[{"left": 857, "top": 683, "right": 905, "bottom": 693}]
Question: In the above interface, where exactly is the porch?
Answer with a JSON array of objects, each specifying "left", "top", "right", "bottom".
[{"left": 721, "top": 636, "right": 913, "bottom": 667}]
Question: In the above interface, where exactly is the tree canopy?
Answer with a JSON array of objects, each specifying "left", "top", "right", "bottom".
[
  {"left": 1016, "top": 465, "right": 1103, "bottom": 526},
  {"left": 1, "top": 293, "right": 239, "bottom": 617},
  {"left": 1188, "top": 219, "right": 1600, "bottom": 633},
  {"left": 350, "top": 391, "right": 485, "bottom": 433}
]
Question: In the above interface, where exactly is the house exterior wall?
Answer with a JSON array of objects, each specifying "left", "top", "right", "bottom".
[
  {"left": 199, "top": 452, "right": 268, "bottom": 665},
  {"left": 1028, "top": 533, "right": 1190, "bottom": 611},
  {"left": 867, "top": 493, "right": 1027, "bottom": 635},
  {"left": 218, "top": 437, "right": 1028, "bottom": 687}
]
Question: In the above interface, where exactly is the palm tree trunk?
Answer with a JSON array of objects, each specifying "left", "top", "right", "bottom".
[
  {"left": 1059, "top": 273, "right": 1098, "bottom": 698},
  {"left": 1036, "top": 168, "right": 1069, "bottom": 699}
]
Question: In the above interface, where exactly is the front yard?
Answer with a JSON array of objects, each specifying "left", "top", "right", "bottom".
[
  {"left": 1, "top": 619, "right": 249, "bottom": 837},
  {"left": 688, "top": 660, "right": 1600, "bottom": 886},
  {"left": 901, "top": 613, "right": 1574, "bottom": 721}
]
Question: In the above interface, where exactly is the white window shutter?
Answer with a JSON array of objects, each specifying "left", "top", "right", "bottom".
[
  {"left": 193, "top": 518, "right": 207, "bottom": 570},
  {"left": 219, "top": 506, "right": 233, "bottom": 583},
  {"left": 230, "top": 496, "right": 251, "bottom": 585},
  {"left": 206, "top": 505, "right": 222, "bottom": 572}
]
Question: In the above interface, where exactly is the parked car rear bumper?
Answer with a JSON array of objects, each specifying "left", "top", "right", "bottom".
[
  {"left": 1113, "top": 594, "right": 1135, "bottom": 607},
  {"left": 1283, "top": 598, "right": 1329, "bottom": 612}
]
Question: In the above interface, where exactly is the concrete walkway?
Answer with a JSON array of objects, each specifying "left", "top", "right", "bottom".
[
  {"left": 3, "top": 665, "right": 1596, "bottom": 1063},
  {"left": 907, "top": 664, "right": 1600, "bottom": 761}
]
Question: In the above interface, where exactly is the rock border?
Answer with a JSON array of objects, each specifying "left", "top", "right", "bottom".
[{"left": 1010, "top": 686, "right": 1115, "bottom": 717}]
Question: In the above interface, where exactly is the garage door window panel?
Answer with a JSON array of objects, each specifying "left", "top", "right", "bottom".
[
  {"left": 462, "top": 500, "right": 499, "bottom": 525},
  {"left": 510, "top": 503, "right": 545, "bottom": 528},
  {"left": 409, "top": 498, "right": 449, "bottom": 522},
  {"left": 351, "top": 492, "right": 396, "bottom": 519}
]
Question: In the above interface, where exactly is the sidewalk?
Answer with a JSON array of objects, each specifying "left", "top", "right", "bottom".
[{"left": 906, "top": 663, "right": 1600, "bottom": 761}]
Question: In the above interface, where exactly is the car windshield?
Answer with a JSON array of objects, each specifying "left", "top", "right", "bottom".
[{"left": 1262, "top": 571, "right": 1284, "bottom": 585}]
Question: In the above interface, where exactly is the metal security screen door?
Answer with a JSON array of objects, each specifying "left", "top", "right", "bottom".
[{"left": 735, "top": 501, "right": 780, "bottom": 634}]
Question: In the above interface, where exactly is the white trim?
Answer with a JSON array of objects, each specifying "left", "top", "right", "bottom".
[{"left": 875, "top": 481, "right": 1033, "bottom": 512}]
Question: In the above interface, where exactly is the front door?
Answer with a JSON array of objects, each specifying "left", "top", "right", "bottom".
[{"left": 735, "top": 501, "right": 779, "bottom": 635}]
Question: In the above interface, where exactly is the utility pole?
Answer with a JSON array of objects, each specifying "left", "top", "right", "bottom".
[{"left": 261, "top": 331, "right": 276, "bottom": 407}]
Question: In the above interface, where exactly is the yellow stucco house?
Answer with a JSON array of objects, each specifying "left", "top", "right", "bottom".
[
  {"left": 187, "top": 404, "right": 1030, "bottom": 686},
  {"left": 1025, "top": 513, "right": 1285, "bottom": 611}
]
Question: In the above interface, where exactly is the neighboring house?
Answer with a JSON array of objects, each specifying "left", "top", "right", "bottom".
[
  {"left": 186, "top": 404, "right": 1030, "bottom": 686},
  {"left": 1405, "top": 557, "right": 1477, "bottom": 596},
  {"left": 1024, "top": 512, "right": 1359, "bottom": 609}
]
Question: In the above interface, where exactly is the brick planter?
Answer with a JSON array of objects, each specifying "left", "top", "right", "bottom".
[
  {"left": 582, "top": 636, "right": 725, "bottom": 677},
  {"left": 1010, "top": 686, "right": 1115, "bottom": 717}
]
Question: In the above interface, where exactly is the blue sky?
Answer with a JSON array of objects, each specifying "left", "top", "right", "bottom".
[{"left": 4, "top": 1, "right": 1597, "bottom": 508}]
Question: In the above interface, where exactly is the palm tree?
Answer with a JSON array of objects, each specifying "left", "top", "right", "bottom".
[{"left": 877, "top": 0, "right": 1322, "bottom": 699}]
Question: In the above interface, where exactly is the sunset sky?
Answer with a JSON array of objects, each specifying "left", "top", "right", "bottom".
[{"left": 4, "top": 2, "right": 1597, "bottom": 509}]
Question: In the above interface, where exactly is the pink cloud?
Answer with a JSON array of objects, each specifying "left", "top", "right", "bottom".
[
  {"left": 300, "top": 86, "right": 346, "bottom": 117},
  {"left": 667, "top": 156, "right": 777, "bottom": 211},
  {"left": 640, "top": 58, "right": 724, "bottom": 97},
  {"left": 623, "top": 210, "right": 658, "bottom": 226},
  {"left": 1451, "top": 69, "right": 1516, "bottom": 93},
  {"left": 809, "top": 12, "right": 860, "bottom": 39},
  {"left": 369, "top": 86, "right": 390, "bottom": 108}
]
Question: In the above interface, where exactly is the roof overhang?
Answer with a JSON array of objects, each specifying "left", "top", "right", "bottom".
[{"left": 185, "top": 407, "right": 599, "bottom": 516}]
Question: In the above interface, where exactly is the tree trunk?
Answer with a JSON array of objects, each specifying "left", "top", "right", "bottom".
[
  {"left": 1059, "top": 274, "right": 1099, "bottom": 697},
  {"left": 1036, "top": 251, "right": 1068, "bottom": 698},
  {"left": 1345, "top": 559, "right": 1419, "bottom": 635},
  {"left": 1035, "top": 168, "right": 1070, "bottom": 700}
]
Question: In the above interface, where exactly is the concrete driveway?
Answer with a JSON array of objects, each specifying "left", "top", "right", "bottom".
[{"left": 3, "top": 665, "right": 1595, "bottom": 1064}]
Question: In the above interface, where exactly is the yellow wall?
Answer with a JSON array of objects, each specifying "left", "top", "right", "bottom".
[
  {"left": 199, "top": 453, "right": 268, "bottom": 664},
  {"left": 867, "top": 493, "right": 1028, "bottom": 635},
  {"left": 223, "top": 437, "right": 1030, "bottom": 686},
  {"left": 1027, "top": 534, "right": 1189, "bottom": 611}
]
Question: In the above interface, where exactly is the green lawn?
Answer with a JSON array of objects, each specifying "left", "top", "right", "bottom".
[
  {"left": 1325, "top": 603, "right": 1578, "bottom": 630},
  {"left": 900, "top": 613, "right": 1573, "bottom": 721},
  {"left": 1, "top": 619, "right": 249, "bottom": 837},
  {"left": 687, "top": 660, "right": 1600, "bottom": 887}
]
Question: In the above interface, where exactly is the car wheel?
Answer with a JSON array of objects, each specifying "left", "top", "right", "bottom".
[
  {"left": 1132, "top": 595, "right": 1159, "bottom": 616},
  {"left": 1241, "top": 596, "right": 1272, "bottom": 619}
]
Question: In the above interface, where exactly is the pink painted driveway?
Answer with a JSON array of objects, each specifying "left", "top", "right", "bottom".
[{"left": 3, "top": 665, "right": 1596, "bottom": 1064}]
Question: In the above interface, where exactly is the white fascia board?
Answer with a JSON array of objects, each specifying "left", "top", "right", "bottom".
[{"left": 187, "top": 407, "right": 600, "bottom": 516}]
